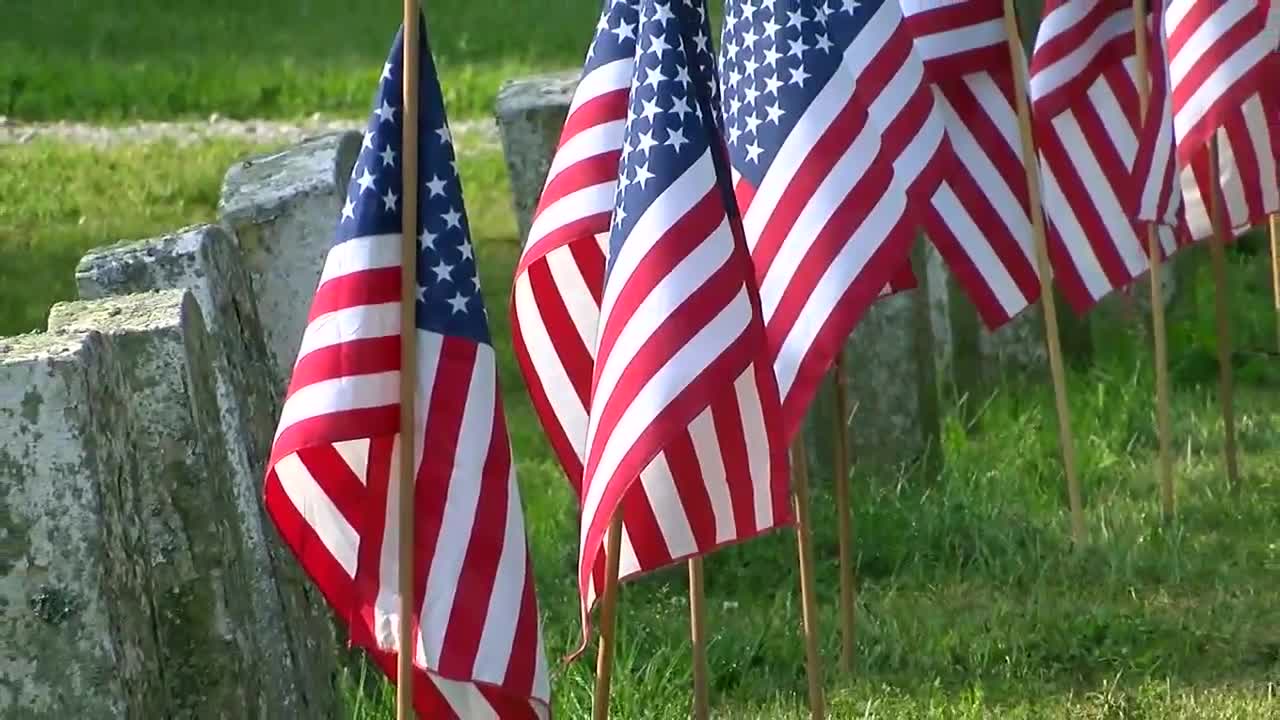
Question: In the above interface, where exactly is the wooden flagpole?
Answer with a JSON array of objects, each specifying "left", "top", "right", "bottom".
[
  {"left": 1001, "top": 0, "right": 1086, "bottom": 544},
  {"left": 1207, "top": 139, "right": 1241, "bottom": 490},
  {"left": 1270, "top": 213, "right": 1280, "bottom": 355},
  {"left": 688, "top": 558, "right": 710, "bottom": 720},
  {"left": 791, "top": 439, "right": 826, "bottom": 719},
  {"left": 592, "top": 513, "right": 624, "bottom": 720},
  {"left": 1132, "top": 0, "right": 1175, "bottom": 520},
  {"left": 832, "top": 352, "right": 856, "bottom": 674},
  {"left": 396, "top": 1, "right": 422, "bottom": 718}
]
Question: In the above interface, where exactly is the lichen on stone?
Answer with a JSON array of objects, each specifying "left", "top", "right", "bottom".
[{"left": 29, "top": 584, "right": 80, "bottom": 625}]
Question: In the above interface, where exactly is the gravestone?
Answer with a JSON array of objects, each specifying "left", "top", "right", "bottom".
[
  {"left": 1, "top": 291, "right": 336, "bottom": 717},
  {"left": 218, "top": 131, "right": 361, "bottom": 389},
  {"left": 0, "top": 329, "right": 157, "bottom": 717},
  {"left": 74, "top": 225, "right": 343, "bottom": 717},
  {"left": 494, "top": 71, "right": 579, "bottom": 241},
  {"left": 839, "top": 240, "right": 945, "bottom": 472}
]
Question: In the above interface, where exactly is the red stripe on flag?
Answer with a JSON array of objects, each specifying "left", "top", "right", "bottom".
[
  {"left": 289, "top": 336, "right": 401, "bottom": 393},
  {"left": 309, "top": 267, "right": 401, "bottom": 321},
  {"left": 295, "top": 444, "right": 367, "bottom": 532},
  {"left": 663, "top": 432, "right": 718, "bottom": 553},
  {"left": 560, "top": 89, "right": 630, "bottom": 142},
  {"left": 263, "top": 474, "right": 355, "bottom": 619},
  {"left": 270, "top": 405, "right": 400, "bottom": 469}
]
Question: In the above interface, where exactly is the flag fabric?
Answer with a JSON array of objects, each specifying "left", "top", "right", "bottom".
[
  {"left": 1165, "top": 0, "right": 1280, "bottom": 240},
  {"left": 263, "top": 22, "right": 549, "bottom": 719},
  {"left": 511, "top": 0, "right": 791, "bottom": 644},
  {"left": 901, "top": 0, "right": 1041, "bottom": 328},
  {"left": 718, "top": 0, "right": 946, "bottom": 438},
  {"left": 1131, "top": 1, "right": 1184, "bottom": 253},
  {"left": 1029, "top": 0, "right": 1165, "bottom": 312}
]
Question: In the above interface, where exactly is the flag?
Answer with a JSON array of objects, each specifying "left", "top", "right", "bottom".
[
  {"left": 901, "top": 0, "right": 1041, "bottom": 328},
  {"left": 1166, "top": 0, "right": 1280, "bottom": 240},
  {"left": 511, "top": 0, "right": 791, "bottom": 644},
  {"left": 719, "top": 0, "right": 947, "bottom": 437},
  {"left": 1131, "top": 1, "right": 1184, "bottom": 254},
  {"left": 263, "top": 21, "right": 549, "bottom": 719},
  {"left": 1029, "top": 0, "right": 1164, "bottom": 312}
]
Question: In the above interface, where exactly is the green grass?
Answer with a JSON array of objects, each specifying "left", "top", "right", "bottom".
[
  {"left": 0, "top": 139, "right": 278, "bottom": 335},
  {"left": 7, "top": 138, "right": 1280, "bottom": 718},
  {"left": 1, "top": 1, "right": 603, "bottom": 122}
]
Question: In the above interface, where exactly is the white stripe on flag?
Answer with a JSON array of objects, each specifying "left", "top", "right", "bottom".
[
  {"left": 687, "top": 406, "right": 736, "bottom": 544},
  {"left": 275, "top": 452, "right": 359, "bottom": 577},
  {"left": 473, "top": 462, "right": 526, "bottom": 685},
  {"left": 318, "top": 233, "right": 401, "bottom": 286},
  {"left": 735, "top": 367, "right": 774, "bottom": 531},
  {"left": 295, "top": 302, "right": 400, "bottom": 364},
  {"left": 513, "top": 276, "right": 590, "bottom": 461},
  {"left": 273, "top": 372, "right": 399, "bottom": 443},
  {"left": 639, "top": 453, "right": 697, "bottom": 560}
]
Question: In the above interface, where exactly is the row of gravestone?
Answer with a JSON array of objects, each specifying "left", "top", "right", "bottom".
[
  {"left": 0, "top": 133, "right": 361, "bottom": 718},
  {"left": 0, "top": 73, "right": 1175, "bottom": 718}
]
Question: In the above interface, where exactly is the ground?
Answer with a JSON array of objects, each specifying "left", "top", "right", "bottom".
[{"left": 4, "top": 2, "right": 1280, "bottom": 718}]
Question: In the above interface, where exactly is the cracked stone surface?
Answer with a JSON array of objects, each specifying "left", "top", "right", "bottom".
[
  {"left": 2, "top": 290, "right": 341, "bottom": 717},
  {"left": 73, "top": 226, "right": 343, "bottom": 718},
  {"left": 0, "top": 327, "right": 152, "bottom": 718}
]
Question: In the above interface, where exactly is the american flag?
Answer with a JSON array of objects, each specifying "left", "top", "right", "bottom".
[
  {"left": 1164, "top": 0, "right": 1279, "bottom": 241},
  {"left": 511, "top": 0, "right": 791, "bottom": 642},
  {"left": 718, "top": 0, "right": 946, "bottom": 437},
  {"left": 1029, "top": 0, "right": 1169, "bottom": 312},
  {"left": 509, "top": 0, "right": 788, "bottom": 638},
  {"left": 263, "top": 23, "right": 550, "bottom": 719},
  {"left": 901, "top": 0, "right": 1041, "bottom": 328}
]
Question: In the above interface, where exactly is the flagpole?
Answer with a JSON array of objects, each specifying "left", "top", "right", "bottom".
[
  {"left": 791, "top": 439, "right": 826, "bottom": 720},
  {"left": 831, "top": 352, "right": 856, "bottom": 674},
  {"left": 592, "top": 513, "right": 624, "bottom": 720},
  {"left": 688, "top": 558, "right": 710, "bottom": 720},
  {"left": 1133, "top": 0, "right": 1175, "bottom": 521},
  {"left": 396, "top": 0, "right": 422, "bottom": 718},
  {"left": 1270, "top": 213, "right": 1280, "bottom": 355},
  {"left": 1207, "top": 138, "right": 1241, "bottom": 491},
  {"left": 1001, "top": 0, "right": 1086, "bottom": 545}
]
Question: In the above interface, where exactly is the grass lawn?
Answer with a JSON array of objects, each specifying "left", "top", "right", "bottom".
[
  {"left": 5, "top": 137, "right": 1280, "bottom": 718},
  {"left": 1, "top": 1, "right": 608, "bottom": 122}
]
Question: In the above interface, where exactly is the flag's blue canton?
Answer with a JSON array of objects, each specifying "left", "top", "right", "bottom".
[
  {"left": 337, "top": 24, "right": 490, "bottom": 346},
  {"left": 588, "top": 0, "right": 718, "bottom": 93},
  {"left": 587, "top": 0, "right": 641, "bottom": 71},
  {"left": 608, "top": 0, "right": 723, "bottom": 274},
  {"left": 673, "top": 0, "right": 723, "bottom": 120},
  {"left": 719, "top": 0, "right": 871, "bottom": 187}
]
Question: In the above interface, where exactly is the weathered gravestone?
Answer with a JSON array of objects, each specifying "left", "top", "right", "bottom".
[
  {"left": 74, "top": 224, "right": 344, "bottom": 717},
  {"left": 1, "top": 290, "right": 338, "bottom": 717},
  {"left": 495, "top": 71, "right": 579, "bottom": 241},
  {"left": 218, "top": 131, "right": 361, "bottom": 389},
  {"left": 0, "top": 328, "right": 156, "bottom": 718}
]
